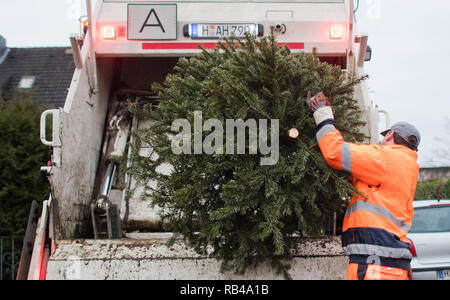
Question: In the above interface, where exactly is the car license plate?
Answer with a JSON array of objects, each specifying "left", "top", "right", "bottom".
[
  {"left": 191, "top": 24, "right": 257, "bottom": 39},
  {"left": 438, "top": 269, "right": 450, "bottom": 280}
]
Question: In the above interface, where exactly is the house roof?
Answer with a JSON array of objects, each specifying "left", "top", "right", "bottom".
[{"left": 0, "top": 46, "right": 75, "bottom": 107}]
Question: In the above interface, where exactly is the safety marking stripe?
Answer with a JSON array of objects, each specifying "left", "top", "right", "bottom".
[
  {"left": 345, "top": 201, "right": 412, "bottom": 232},
  {"left": 316, "top": 124, "right": 336, "bottom": 143},
  {"left": 343, "top": 244, "right": 413, "bottom": 259},
  {"left": 341, "top": 142, "right": 352, "bottom": 173},
  {"left": 142, "top": 42, "right": 305, "bottom": 50}
]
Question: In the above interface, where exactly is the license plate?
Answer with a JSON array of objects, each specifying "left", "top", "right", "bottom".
[
  {"left": 438, "top": 269, "right": 450, "bottom": 280},
  {"left": 191, "top": 24, "right": 257, "bottom": 39}
]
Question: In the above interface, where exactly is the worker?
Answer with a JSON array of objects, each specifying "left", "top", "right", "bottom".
[{"left": 306, "top": 91, "right": 420, "bottom": 280}]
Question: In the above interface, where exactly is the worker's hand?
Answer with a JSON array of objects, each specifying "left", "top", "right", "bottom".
[
  {"left": 306, "top": 91, "right": 331, "bottom": 113},
  {"left": 306, "top": 91, "right": 334, "bottom": 125}
]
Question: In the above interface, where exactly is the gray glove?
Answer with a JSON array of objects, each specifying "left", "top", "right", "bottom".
[
  {"left": 306, "top": 91, "right": 331, "bottom": 112},
  {"left": 306, "top": 91, "right": 334, "bottom": 125}
]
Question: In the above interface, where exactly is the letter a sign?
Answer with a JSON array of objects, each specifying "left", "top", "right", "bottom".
[{"left": 128, "top": 4, "right": 177, "bottom": 40}]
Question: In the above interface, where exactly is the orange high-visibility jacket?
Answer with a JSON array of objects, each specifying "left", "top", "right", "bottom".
[{"left": 316, "top": 122, "right": 419, "bottom": 270}]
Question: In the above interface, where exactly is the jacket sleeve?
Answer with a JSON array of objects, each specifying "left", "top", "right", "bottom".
[{"left": 316, "top": 121, "right": 389, "bottom": 187}]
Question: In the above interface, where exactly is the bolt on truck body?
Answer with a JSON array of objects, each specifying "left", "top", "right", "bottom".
[{"left": 24, "top": 0, "right": 389, "bottom": 280}]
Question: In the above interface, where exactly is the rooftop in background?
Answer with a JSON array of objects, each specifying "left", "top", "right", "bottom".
[
  {"left": 0, "top": 35, "right": 75, "bottom": 107},
  {"left": 419, "top": 167, "right": 450, "bottom": 183}
]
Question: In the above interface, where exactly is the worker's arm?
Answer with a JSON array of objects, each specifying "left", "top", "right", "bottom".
[{"left": 307, "top": 93, "right": 389, "bottom": 186}]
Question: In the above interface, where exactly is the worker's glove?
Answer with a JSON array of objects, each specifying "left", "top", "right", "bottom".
[
  {"left": 306, "top": 91, "right": 334, "bottom": 125},
  {"left": 306, "top": 91, "right": 331, "bottom": 112}
]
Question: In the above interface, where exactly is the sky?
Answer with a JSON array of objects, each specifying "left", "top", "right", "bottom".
[
  {"left": 0, "top": 0, "right": 449, "bottom": 167},
  {"left": 355, "top": 0, "right": 450, "bottom": 167}
]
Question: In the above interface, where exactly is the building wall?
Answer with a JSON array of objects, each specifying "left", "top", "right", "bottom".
[{"left": 418, "top": 167, "right": 450, "bottom": 182}]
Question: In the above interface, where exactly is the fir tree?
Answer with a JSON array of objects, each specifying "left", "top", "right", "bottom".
[
  {"left": 128, "top": 32, "right": 367, "bottom": 279},
  {"left": 0, "top": 94, "right": 50, "bottom": 236}
]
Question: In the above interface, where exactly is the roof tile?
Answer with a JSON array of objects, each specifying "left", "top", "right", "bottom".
[{"left": 0, "top": 47, "right": 75, "bottom": 107}]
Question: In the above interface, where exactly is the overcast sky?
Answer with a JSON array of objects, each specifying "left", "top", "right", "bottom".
[
  {"left": 355, "top": 0, "right": 450, "bottom": 167},
  {"left": 0, "top": 0, "right": 449, "bottom": 167}
]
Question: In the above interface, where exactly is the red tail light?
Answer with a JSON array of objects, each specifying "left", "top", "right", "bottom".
[
  {"left": 103, "top": 25, "right": 116, "bottom": 40},
  {"left": 330, "top": 24, "right": 344, "bottom": 40},
  {"left": 409, "top": 240, "right": 417, "bottom": 257},
  {"left": 83, "top": 20, "right": 89, "bottom": 34}
]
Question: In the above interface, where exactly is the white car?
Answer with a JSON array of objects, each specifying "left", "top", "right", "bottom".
[{"left": 407, "top": 200, "right": 450, "bottom": 280}]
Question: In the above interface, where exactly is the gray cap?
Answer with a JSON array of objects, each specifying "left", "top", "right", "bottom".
[{"left": 381, "top": 122, "right": 421, "bottom": 151}]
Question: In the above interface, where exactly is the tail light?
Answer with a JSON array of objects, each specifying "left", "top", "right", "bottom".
[
  {"left": 330, "top": 24, "right": 344, "bottom": 40},
  {"left": 83, "top": 20, "right": 89, "bottom": 35},
  {"left": 409, "top": 239, "right": 417, "bottom": 257},
  {"left": 103, "top": 25, "right": 116, "bottom": 40}
]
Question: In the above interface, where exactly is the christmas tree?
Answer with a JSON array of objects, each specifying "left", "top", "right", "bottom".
[{"left": 128, "top": 32, "right": 367, "bottom": 279}]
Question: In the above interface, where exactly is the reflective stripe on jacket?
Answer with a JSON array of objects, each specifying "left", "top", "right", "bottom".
[{"left": 316, "top": 122, "right": 419, "bottom": 264}]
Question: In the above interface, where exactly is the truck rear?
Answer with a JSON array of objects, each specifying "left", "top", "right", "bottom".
[{"left": 24, "top": 0, "right": 385, "bottom": 280}]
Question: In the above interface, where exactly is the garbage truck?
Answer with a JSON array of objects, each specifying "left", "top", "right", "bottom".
[{"left": 18, "top": 0, "right": 389, "bottom": 280}]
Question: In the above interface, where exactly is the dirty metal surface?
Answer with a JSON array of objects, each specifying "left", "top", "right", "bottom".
[
  {"left": 51, "top": 236, "right": 345, "bottom": 260},
  {"left": 46, "top": 236, "right": 348, "bottom": 280}
]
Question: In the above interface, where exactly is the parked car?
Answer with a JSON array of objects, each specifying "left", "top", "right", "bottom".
[{"left": 407, "top": 200, "right": 450, "bottom": 280}]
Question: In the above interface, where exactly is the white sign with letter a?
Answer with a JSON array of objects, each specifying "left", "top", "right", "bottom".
[{"left": 128, "top": 4, "right": 177, "bottom": 40}]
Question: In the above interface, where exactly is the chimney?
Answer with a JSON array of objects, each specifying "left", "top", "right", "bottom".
[{"left": 0, "top": 35, "right": 10, "bottom": 64}]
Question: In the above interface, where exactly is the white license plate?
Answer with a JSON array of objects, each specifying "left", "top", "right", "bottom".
[
  {"left": 191, "top": 24, "right": 257, "bottom": 39},
  {"left": 438, "top": 269, "right": 450, "bottom": 280}
]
